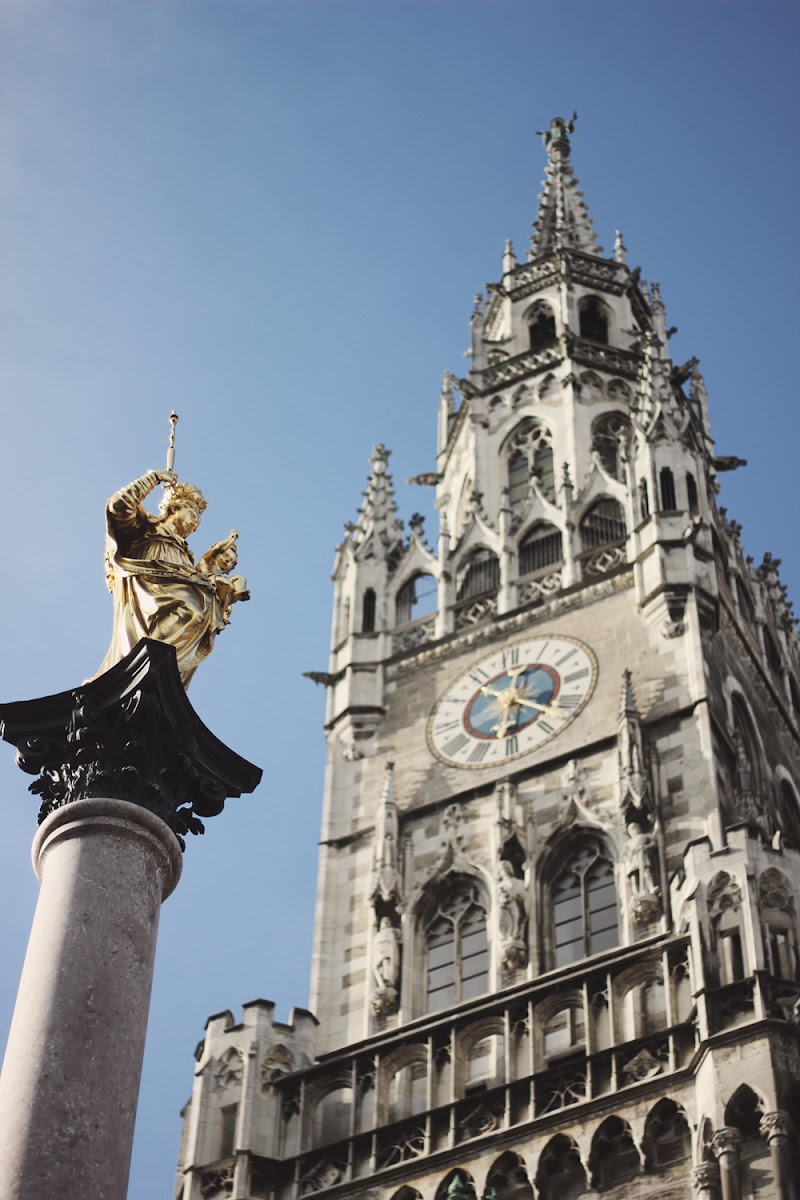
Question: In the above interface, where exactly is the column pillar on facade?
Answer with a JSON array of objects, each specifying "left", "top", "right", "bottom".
[
  {"left": 692, "top": 1161, "right": 721, "bottom": 1200},
  {"left": 711, "top": 1127, "right": 742, "bottom": 1200},
  {"left": 0, "top": 638, "right": 261, "bottom": 1200},
  {"left": 760, "top": 1111, "right": 792, "bottom": 1200}
]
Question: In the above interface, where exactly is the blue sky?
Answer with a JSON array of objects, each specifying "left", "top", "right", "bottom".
[{"left": 0, "top": 2, "right": 798, "bottom": 1196}]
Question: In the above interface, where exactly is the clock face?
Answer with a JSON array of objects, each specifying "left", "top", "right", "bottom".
[{"left": 427, "top": 634, "right": 597, "bottom": 769}]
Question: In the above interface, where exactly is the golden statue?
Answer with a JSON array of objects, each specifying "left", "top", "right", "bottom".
[{"left": 96, "top": 416, "right": 250, "bottom": 688}]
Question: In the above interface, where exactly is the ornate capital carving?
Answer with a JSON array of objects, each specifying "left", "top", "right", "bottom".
[
  {"left": 691, "top": 1162, "right": 720, "bottom": 1193},
  {"left": 711, "top": 1127, "right": 742, "bottom": 1160},
  {"left": 760, "top": 1110, "right": 792, "bottom": 1144},
  {"left": 0, "top": 639, "right": 262, "bottom": 850}
]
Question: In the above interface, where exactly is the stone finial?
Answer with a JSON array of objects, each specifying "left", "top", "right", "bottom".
[
  {"left": 502, "top": 237, "right": 516, "bottom": 276},
  {"left": 0, "top": 638, "right": 262, "bottom": 850},
  {"left": 614, "top": 229, "right": 628, "bottom": 264}
]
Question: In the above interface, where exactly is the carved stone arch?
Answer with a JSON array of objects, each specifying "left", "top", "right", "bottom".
[
  {"left": 389, "top": 1189, "right": 423, "bottom": 1200},
  {"left": 537, "top": 372, "right": 559, "bottom": 400},
  {"left": 534, "top": 1133, "right": 587, "bottom": 1199},
  {"left": 378, "top": 1041, "right": 429, "bottom": 1126},
  {"left": 434, "top": 1167, "right": 477, "bottom": 1200},
  {"left": 591, "top": 409, "right": 631, "bottom": 483},
  {"left": 707, "top": 870, "right": 742, "bottom": 920},
  {"left": 615, "top": 958, "right": 667, "bottom": 1044},
  {"left": 642, "top": 1097, "right": 692, "bottom": 1169},
  {"left": 774, "top": 771, "right": 800, "bottom": 846},
  {"left": 533, "top": 987, "right": 585, "bottom": 1064},
  {"left": 698, "top": 1115, "right": 716, "bottom": 1162},
  {"left": 484, "top": 1149, "right": 534, "bottom": 1199},
  {"left": 725, "top": 1082, "right": 770, "bottom": 1132},
  {"left": 456, "top": 1013, "right": 506, "bottom": 1096},
  {"left": 524, "top": 298, "right": 557, "bottom": 354},
  {"left": 578, "top": 369, "right": 605, "bottom": 398},
  {"left": 304, "top": 1069, "right": 355, "bottom": 1147},
  {"left": 607, "top": 377, "right": 632, "bottom": 404},
  {"left": 502, "top": 418, "right": 557, "bottom": 508},
  {"left": 588, "top": 1114, "right": 641, "bottom": 1189}
]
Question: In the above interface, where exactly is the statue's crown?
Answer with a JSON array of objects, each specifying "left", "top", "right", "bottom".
[{"left": 160, "top": 481, "right": 207, "bottom": 515}]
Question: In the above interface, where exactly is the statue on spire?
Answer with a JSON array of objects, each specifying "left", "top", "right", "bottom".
[
  {"left": 96, "top": 414, "right": 250, "bottom": 689},
  {"left": 536, "top": 111, "right": 577, "bottom": 152}
]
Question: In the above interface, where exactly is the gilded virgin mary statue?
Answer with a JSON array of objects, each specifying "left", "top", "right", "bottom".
[{"left": 96, "top": 467, "right": 250, "bottom": 688}]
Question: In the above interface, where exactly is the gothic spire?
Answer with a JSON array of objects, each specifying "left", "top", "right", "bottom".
[
  {"left": 530, "top": 114, "right": 602, "bottom": 259},
  {"left": 352, "top": 444, "right": 402, "bottom": 551}
]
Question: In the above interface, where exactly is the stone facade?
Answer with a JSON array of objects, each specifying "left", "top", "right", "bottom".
[{"left": 175, "top": 121, "right": 800, "bottom": 1200}]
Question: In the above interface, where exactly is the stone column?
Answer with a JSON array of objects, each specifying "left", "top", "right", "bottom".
[
  {"left": 0, "top": 798, "right": 182, "bottom": 1200},
  {"left": 692, "top": 1161, "right": 721, "bottom": 1200},
  {"left": 711, "top": 1128, "right": 742, "bottom": 1200},
  {"left": 0, "top": 638, "right": 262, "bottom": 1200},
  {"left": 760, "top": 1111, "right": 792, "bottom": 1200}
]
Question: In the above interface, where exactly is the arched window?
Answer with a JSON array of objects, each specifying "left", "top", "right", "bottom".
[
  {"left": 686, "top": 471, "right": 699, "bottom": 515},
  {"left": 589, "top": 1116, "right": 640, "bottom": 1189},
  {"left": 592, "top": 412, "right": 630, "bottom": 482},
  {"left": 759, "top": 868, "right": 798, "bottom": 980},
  {"left": 528, "top": 302, "right": 557, "bottom": 353},
  {"left": 543, "top": 1004, "right": 585, "bottom": 1059},
  {"left": 763, "top": 627, "right": 782, "bottom": 677},
  {"left": 425, "top": 884, "right": 489, "bottom": 1012},
  {"left": 642, "top": 1099, "right": 691, "bottom": 1169},
  {"left": 777, "top": 781, "right": 800, "bottom": 847},
  {"left": 659, "top": 467, "right": 677, "bottom": 512},
  {"left": 579, "top": 498, "right": 626, "bottom": 552},
  {"left": 313, "top": 1084, "right": 353, "bottom": 1146},
  {"left": 535, "top": 1135, "right": 587, "bottom": 1200},
  {"left": 519, "top": 522, "right": 563, "bottom": 577},
  {"left": 736, "top": 578, "right": 756, "bottom": 626},
  {"left": 434, "top": 1168, "right": 477, "bottom": 1200},
  {"left": 508, "top": 450, "right": 529, "bottom": 505},
  {"left": 725, "top": 1085, "right": 772, "bottom": 1199},
  {"left": 551, "top": 842, "right": 618, "bottom": 967},
  {"left": 485, "top": 1152, "right": 534, "bottom": 1200},
  {"left": 507, "top": 422, "right": 556, "bottom": 504},
  {"left": 395, "top": 573, "right": 437, "bottom": 625},
  {"left": 578, "top": 295, "right": 610, "bottom": 344},
  {"left": 731, "top": 699, "right": 763, "bottom": 824},
  {"left": 361, "top": 588, "right": 376, "bottom": 633},
  {"left": 456, "top": 549, "right": 500, "bottom": 602}
]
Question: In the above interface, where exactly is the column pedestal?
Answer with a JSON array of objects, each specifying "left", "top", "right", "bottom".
[{"left": 0, "top": 799, "right": 182, "bottom": 1200}]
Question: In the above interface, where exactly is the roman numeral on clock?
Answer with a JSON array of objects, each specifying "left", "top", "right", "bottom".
[
  {"left": 468, "top": 742, "right": 490, "bottom": 763},
  {"left": 505, "top": 735, "right": 519, "bottom": 756},
  {"left": 556, "top": 647, "right": 577, "bottom": 667},
  {"left": 442, "top": 732, "right": 469, "bottom": 757},
  {"left": 563, "top": 667, "right": 589, "bottom": 684},
  {"left": 501, "top": 647, "right": 520, "bottom": 668},
  {"left": 556, "top": 693, "right": 581, "bottom": 709},
  {"left": 434, "top": 720, "right": 461, "bottom": 735},
  {"left": 469, "top": 667, "right": 490, "bottom": 685},
  {"left": 538, "top": 719, "right": 555, "bottom": 735}
]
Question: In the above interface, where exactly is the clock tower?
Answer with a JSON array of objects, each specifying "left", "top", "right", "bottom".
[{"left": 175, "top": 119, "right": 800, "bottom": 1200}]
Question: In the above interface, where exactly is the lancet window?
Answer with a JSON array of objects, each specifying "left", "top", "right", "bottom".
[
  {"left": 506, "top": 422, "right": 556, "bottom": 504},
  {"left": 527, "top": 301, "right": 557, "bottom": 353},
  {"left": 518, "top": 522, "right": 563, "bottom": 578},
  {"left": 659, "top": 467, "right": 677, "bottom": 512},
  {"left": 686, "top": 471, "right": 699, "bottom": 515},
  {"left": 589, "top": 1116, "right": 640, "bottom": 1189},
  {"left": 425, "top": 884, "right": 489, "bottom": 1012},
  {"left": 361, "top": 588, "right": 376, "bottom": 633},
  {"left": 592, "top": 412, "right": 630, "bottom": 482},
  {"left": 578, "top": 294, "right": 610, "bottom": 344},
  {"left": 395, "top": 572, "right": 437, "bottom": 625},
  {"left": 550, "top": 842, "right": 618, "bottom": 968},
  {"left": 535, "top": 1135, "right": 587, "bottom": 1200},
  {"left": 642, "top": 1099, "right": 691, "bottom": 1169}
]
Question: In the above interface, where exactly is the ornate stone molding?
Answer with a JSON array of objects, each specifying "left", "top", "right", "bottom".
[
  {"left": 691, "top": 1162, "right": 720, "bottom": 1194},
  {"left": 760, "top": 1110, "right": 791, "bottom": 1144},
  {"left": 0, "top": 638, "right": 262, "bottom": 850},
  {"left": 711, "top": 1127, "right": 742, "bottom": 1160}
]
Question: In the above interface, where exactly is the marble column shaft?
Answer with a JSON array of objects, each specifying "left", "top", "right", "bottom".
[{"left": 0, "top": 798, "right": 182, "bottom": 1200}]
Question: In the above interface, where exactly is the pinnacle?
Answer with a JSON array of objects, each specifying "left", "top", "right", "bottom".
[
  {"left": 353, "top": 444, "right": 401, "bottom": 544},
  {"left": 619, "top": 670, "right": 639, "bottom": 721},
  {"left": 530, "top": 114, "right": 602, "bottom": 259}
]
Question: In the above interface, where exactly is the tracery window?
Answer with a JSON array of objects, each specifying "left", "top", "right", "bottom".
[
  {"left": 518, "top": 522, "right": 563, "bottom": 578},
  {"left": 395, "top": 572, "right": 437, "bottom": 625},
  {"left": 589, "top": 1116, "right": 640, "bottom": 1189},
  {"left": 425, "top": 885, "right": 489, "bottom": 1012},
  {"left": 527, "top": 302, "right": 557, "bottom": 353},
  {"left": 535, "top": 1135, "right": 587, "bottom": 1200},
  {"left": 592, "top": 413, "right": 630, "bottom": 482},
  {"left": 506, "top": 422, "right": 556, "bottom": 504},
  {"left": 456, "top": 549, "right": 500, "bottom": 602},
  {"left": 578, "top": 295, "right": 610, "bottom": 344},
  {"left": 642, "top": 1099, "right": 691, "bottom": 1169},
  {"left": 551, "top": 843, "right": 618, "bottom": 968}
]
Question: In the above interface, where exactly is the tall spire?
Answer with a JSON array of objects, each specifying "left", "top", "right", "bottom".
[
  {"left": 352, "top": 444, "right": 402, "bottom": 552},
  {"left": 530, "top": 113, "right": 602, "bottom": 259}
]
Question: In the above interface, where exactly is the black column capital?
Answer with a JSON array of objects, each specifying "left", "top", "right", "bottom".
[{"left": 0, "top": 639, "right": 262, "bottom": 849}]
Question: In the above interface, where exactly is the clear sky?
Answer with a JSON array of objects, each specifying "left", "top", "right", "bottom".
[{"left": 0, "top": 2, "right": 798, "bottom": 1196}]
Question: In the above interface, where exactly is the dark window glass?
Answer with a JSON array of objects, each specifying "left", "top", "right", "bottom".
[
  {"left": 639, "top": 478, "right": 650, "bottom": 519},
  {"left": 553, "top": 845, "right": 618, "bottom": 967},
  {"left": 579, "top": 296, "right": 609, "bottom": 344},
  {"left": 220, "top": 1105, "right": 238, "bottom": 1158},
  {"left": 361, "top": 588, "right": 376, "bottom": 633},
  {"left": 580, "top": 499, "right": 626, "bottom": 550},
  {"left": 508, "top": 451, "right": 529, "bottom": 505},
  {"left": 519, "top": 524, "right": 563, "bottom": 577},
  {"left": 533, "top": 440, "right": 556, "bottom": 501},
  {"left": 528, "top": 305, "right": 557, "bottom": 352},
  {"left": 659, "top": 467, "right": 677, "bottom": 511},
  {"left": 686, "top": 471, "right": 699, "bottom": 515},
  {"left": 395, "top": 573, "right": 437, "bottom": 625},
  {"left": 457, "top": 550, "right": 500, "bottom": 601},
  {"left": 426, "top": 889, "right": 488, "bottom": 1012}
]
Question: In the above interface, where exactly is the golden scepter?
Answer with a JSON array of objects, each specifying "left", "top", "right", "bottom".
[{"left": 166, "top": 410, "right": 179, "bottom": 474}]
